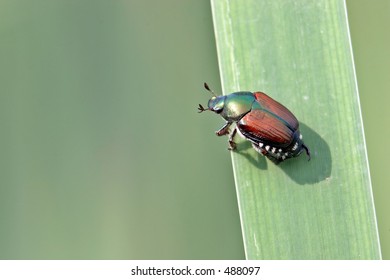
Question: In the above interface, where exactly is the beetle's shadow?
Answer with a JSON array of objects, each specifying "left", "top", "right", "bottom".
[{"left": 236, "top": 123, "right": 331, "bottom": 185}]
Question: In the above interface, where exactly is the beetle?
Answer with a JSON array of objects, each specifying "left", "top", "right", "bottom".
[{"left": 198, "top": 83, "right": 310, "bottom": 164}]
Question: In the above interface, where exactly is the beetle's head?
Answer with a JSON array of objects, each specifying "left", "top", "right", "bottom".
[{"left": 198, "top": 83, "right": 226, "bottom": 114}]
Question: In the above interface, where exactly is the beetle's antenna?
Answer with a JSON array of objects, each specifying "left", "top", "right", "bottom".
[
  {"left": 204, "top": 82, "right": 217, "bottom": 97},
  {"left": 198, "top": 104, "right": 208, "bottom": 113}
]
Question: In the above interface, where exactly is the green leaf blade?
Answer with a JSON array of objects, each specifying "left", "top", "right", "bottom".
[{"left": 211, "top": 0, "right": 381, "bottom": 259}]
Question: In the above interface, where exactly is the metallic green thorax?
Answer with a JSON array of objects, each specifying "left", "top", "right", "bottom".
[{"left": 208, "top": 92, "right": 255, "bottom": 121}]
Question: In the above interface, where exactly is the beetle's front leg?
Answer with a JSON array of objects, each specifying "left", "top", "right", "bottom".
[
  {"left": 228, "top": 128, "right": 237, "bottom": 150},
  {"left": 215, "top": 122, "right": 232, "bottom": 136}
]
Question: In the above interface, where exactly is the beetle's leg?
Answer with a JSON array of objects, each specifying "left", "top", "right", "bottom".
[
  {"left": 215, "top": 122, "right": 232, "bottom": 136},
  {"left": 302, "top": 144, "right": 311, "bottom": 161},
  {"left": 228, "top": 128, "right": 237, "bottom": 150},
  {"left": 251, "top": 143, "right": 267, "bottom": 156},
  {"left": 265, "top": 153, "right": 282, "bottom": 165}
]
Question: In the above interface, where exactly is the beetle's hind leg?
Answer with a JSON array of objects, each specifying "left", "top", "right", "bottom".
[
  {"left": 251, "top": 142, "right": 283, "bottom": 164},
  {"left": 251, "top": 142, "right": 265, "bottom": 155},
  {"left": 265, "top": 154, "right": 283, "bottom": 165},
  {"left": 302, "top": 143, "right": 311, "bottom": 161}
]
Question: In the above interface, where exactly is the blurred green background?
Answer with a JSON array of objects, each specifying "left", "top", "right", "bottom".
[{"left": 0, "top": 0, "right": 388, "bottom": 259}]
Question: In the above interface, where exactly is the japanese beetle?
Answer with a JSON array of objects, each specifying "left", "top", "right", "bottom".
[{"left": 198, "top": 83, "right": 310, "bottom": 164}]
